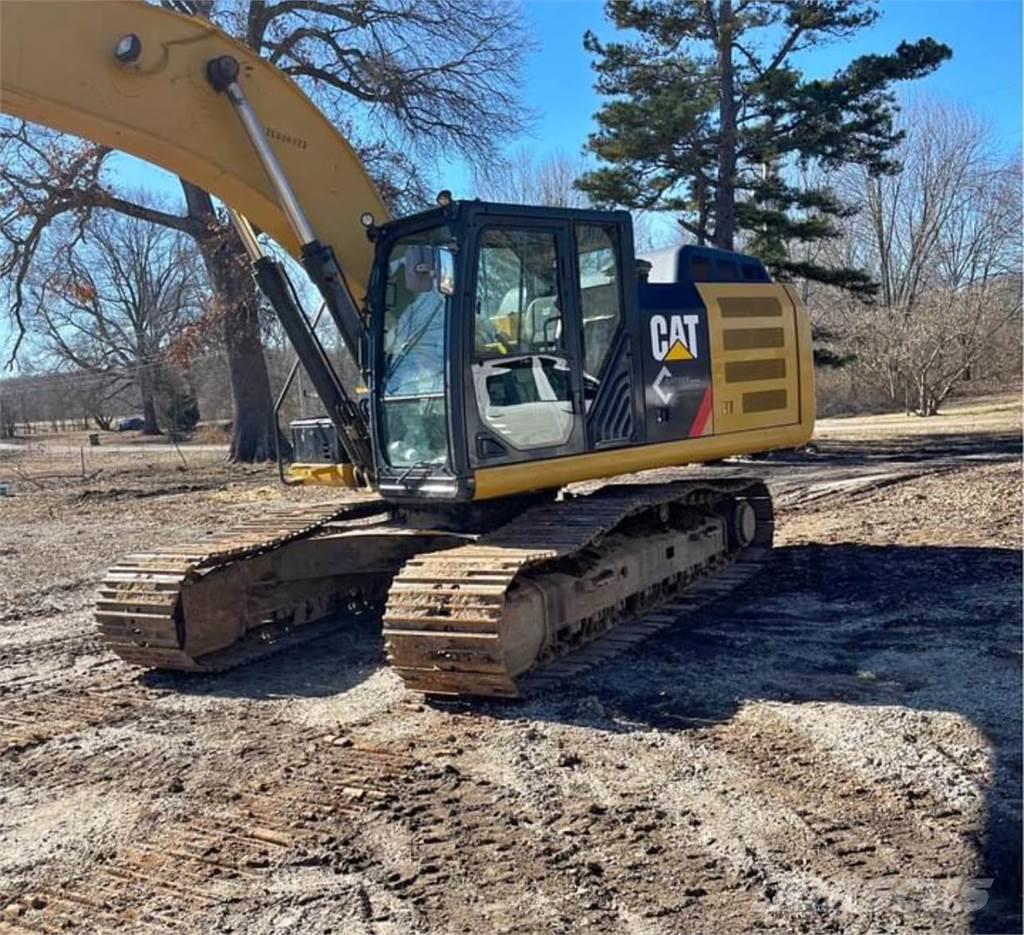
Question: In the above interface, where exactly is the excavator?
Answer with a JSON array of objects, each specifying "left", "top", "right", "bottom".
[{"left": 1, "top": 1, "right": 814, "bottom": 697}]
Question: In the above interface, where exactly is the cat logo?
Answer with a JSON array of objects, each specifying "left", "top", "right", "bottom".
[{"left": 650, "top": 314, "right": 699, "bottom": 362}]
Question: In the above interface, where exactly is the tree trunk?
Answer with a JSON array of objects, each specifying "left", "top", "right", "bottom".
[
  {"left": 223, "top": 285, "right": 279, "bottom": 462},
  {"left": 713, "top": 0, "right": 737, "bottom": 250},
  {"left": 914, "top": 377, "right": 936, "bottom": 417},
  {"left": 179, "top": 181, "right": 281, "bottom": 462},
  {"left": 138, "top": 364, "right": 161, "bottom": 435}
]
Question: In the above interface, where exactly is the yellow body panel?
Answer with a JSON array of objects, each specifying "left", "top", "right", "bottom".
[
  {"left": 471, "top": 421, "right": 812, "bottom": 500},
  {"left": 0, "top": 0, "right": 388, "bottom": 293},
  {"left": 286, "top": 463, "right": 359, "bottom": 488},
  {"left": 700, "top": 282, "right": 802, "bottom": 433},
  {"left": 472, "top": 283, "right": 815, "bottom": 501}
]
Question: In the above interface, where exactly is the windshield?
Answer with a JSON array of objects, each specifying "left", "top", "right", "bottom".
[{"left": 380, "top": 225, "right": 454, "bottom": 468}]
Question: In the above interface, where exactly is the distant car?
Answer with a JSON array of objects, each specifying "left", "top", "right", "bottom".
[{"left": 117, "top": 417, "right": 145, "bottom": 432}]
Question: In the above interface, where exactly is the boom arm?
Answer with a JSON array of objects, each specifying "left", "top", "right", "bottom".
[
  {"left": 1, "top": 0, "right": 388, "bottom": 476},
  {"left": 0, "top": 0, "right": 389, "bottom": 292}
]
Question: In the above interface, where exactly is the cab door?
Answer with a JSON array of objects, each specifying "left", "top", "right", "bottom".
[
  {"left": 572, "top": 219, "right": 636, "bottom": 450},
  {"left": 464, "top": 218, "right": 588, "bottom": 468}
]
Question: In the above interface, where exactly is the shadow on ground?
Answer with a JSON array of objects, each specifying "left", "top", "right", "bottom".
[
  {"left": 143, "top": 539, "right": 1021, "bottom": 933},
  {"left": 141, "top": 611, "right": 385, "bottom": 701},
  {"left": 761, "top": 430, "right": 1021, "bottom": 466},
  {"left": 473, "top": 542, "right": 1020, "bottom": 934}
]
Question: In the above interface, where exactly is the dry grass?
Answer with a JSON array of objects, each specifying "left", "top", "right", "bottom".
[
  {"left": 190, "top": 423, "right": 232, "bottom": 445},
  {"left": 814, "top": 392, "right": 1020, "bottom": 440},
  {"left": 0, "top": 444, "right": 227, "bottom": 488}
]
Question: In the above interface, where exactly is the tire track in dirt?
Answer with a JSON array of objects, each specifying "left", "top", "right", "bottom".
[
  {"left": 351, "top": 749, "right": 782, "bottom": 934},
  {"left": 0, "top": 740, "right": 417, "bottom": 934},
  {"left": 0, "top": 684, "right": 157, "bottom": 756},
  {"left": 690, "top": 706, "right": 978, "bottom": 933},
  {"left": 0, "top": 635, "right": 101, "bottom": 667}
]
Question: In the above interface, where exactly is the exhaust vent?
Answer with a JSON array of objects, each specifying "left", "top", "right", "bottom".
[
  {"left": 725, "top": 359, "right": 786, "bottom": 383},
  {"left": 743, "top": 389, "right": 788, "bottom": 413}
]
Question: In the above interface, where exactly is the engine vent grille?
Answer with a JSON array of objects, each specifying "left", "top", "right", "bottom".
[
  {"left": 725, "top": 359, "right": 786, "bottom": 383},
  {"left": 719, "top": 297, "right": 782, "bottom": 318},
  {"left": 743, "top": 389, "right": 788, "bottom": 413},
  {"left": 723, "top": 327, "right": 785, "bottom": 351}
]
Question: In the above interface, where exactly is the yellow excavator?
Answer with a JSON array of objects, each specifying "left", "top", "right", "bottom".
[{"left": 1, "top": 1, "right": 814, "bottom": 697}]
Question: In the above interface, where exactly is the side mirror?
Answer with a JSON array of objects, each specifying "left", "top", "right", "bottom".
[
  {"left": 437, "top": 248, "right": 455, "bottom": 296},
  {"left": 403, "top": 246, "right": 455, "bottom": 295}
]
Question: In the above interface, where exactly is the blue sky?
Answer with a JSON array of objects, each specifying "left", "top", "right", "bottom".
[
  {"left": 112, "top": 0, "right": 1023, "bottom": 203},
  {"left": 3, "top": 0, "right": 1022, "bottom": 362},
  {"left": 513, "top": 0, "right": 1023, "bottom": 164}
]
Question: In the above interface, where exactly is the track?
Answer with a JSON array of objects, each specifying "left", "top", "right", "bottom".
[
  {"left": 95, "top": 494, "right": 389, "bottom": 671},
  {"left": 383, "top": 479, "right": 772, "bottom": 697},
  {"left": 96, "top": 478, "right": 774, "bottom": 698}
]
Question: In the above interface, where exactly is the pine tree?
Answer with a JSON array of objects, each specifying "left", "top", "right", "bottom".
[{"left": 578, "top": 0, "right": 951, "bottom": 296}]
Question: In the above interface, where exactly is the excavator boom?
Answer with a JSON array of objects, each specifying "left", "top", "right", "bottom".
[{"left": 0, "top": 0, "right": 387, "bottom": 295}]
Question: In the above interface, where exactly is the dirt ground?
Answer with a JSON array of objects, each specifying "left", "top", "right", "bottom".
[{"left": 0, "top": 396, "right": 1020, "bottom": 934}]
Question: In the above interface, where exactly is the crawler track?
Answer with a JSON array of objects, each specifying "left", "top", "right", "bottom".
[
  {"left": 96, "top": 479, "right": 773, "bottom": 692},
  {"left": 383, "top": 479, "right": 772, "bottom": 697},
  {"left": 96, "top": 494, "right": 389, "bottom": 671}
]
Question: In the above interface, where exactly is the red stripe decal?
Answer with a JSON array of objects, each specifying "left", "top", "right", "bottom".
[{"left": 689, "top": 386, "right": 713, "bottom": 437}]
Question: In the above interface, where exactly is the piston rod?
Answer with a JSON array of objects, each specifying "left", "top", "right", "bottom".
[
  {"left": 209, "top": 62, "right": 316, "bottom": 246},
  {"left": 206, "top": 57, "right": 374, "bottom": 478},
  {"left": 206, "top": 55, "right": 369, "bottom": 372}
]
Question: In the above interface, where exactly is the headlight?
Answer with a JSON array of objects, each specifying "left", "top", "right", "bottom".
[{"left": 114, "top": 34, "right": 142, "bottom": 65}]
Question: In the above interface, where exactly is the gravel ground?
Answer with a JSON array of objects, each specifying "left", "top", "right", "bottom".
[{"left": 0, "top": 401, "right": 1019, "bottom": 934}]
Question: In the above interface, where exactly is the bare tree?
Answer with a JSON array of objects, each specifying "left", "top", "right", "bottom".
[
  {"left": 0, "top": 392, "right": 13, "bottom": 439},
  {"left": 843, "top": 275, "right": 1021, "bottom": 416},
  {"left": 474, "top": 148, "right": 591, "bottom": 208},
  {"left": 29, "top": 212, "right": 205, "bottom": 434},
  {"left": 843, "top": 102, "right": 1017, "bottom": 308},
  {"left": 1, "top": 0, "right": 530, "bottom": 460},
  {"left": 812, "top": 101, "right": 1022, "bottom": 414}
]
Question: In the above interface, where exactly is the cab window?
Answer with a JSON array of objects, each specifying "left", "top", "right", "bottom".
[
  {"left": 474, "top": 228, "right": 563, "bottom": 357},
  {"left": 472, "top": 227, "right": 573, "bottom": 450},
  {"left": 379, "top": 226, "right": 453, "bottom": 468},
  {"left": 575, "top": 223, "right": 622, "bottom": 379}
]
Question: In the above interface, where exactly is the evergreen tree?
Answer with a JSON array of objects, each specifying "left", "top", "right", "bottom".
[{"left": 578, "top": 0, "right": 951, "bottom": 295}]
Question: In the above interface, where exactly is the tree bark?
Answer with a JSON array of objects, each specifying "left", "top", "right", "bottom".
[
  {"left": 713, "top": 0, "right": 737, "bottom": 250},
  {"left": 222, "top": 285, "right": 279, "bottom": 462},
  {"left": 179, "top": 181, "right": 280, "bottom": 462},
  {"left": 138, "top": 364, "right": 161, "bottom": 435}
]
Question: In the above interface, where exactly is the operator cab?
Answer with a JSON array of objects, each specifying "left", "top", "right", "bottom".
[
  {"left": 366, "top": 200, "right": 640, "bottom": 502},
  {"left": 290, "top": 199, "right": 790, "bottom": 504}
]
